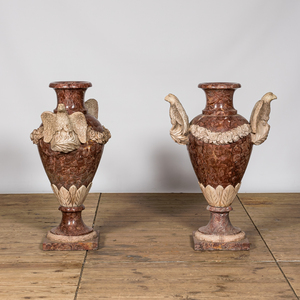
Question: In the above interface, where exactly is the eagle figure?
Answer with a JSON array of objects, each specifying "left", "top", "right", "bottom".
[
  {"left": 164, "top": 93, "right": 189, "bottom": 145},
  {"left": 41, "top": 103, "right": 88, "bottom": 153},
  {"left": 250, "top": 92, "right": 277, "bottom": 145}
]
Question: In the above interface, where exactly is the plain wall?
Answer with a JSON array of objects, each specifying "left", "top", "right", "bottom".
[{"left": 0, "top": 0, "right": 299, "bottom": 193}]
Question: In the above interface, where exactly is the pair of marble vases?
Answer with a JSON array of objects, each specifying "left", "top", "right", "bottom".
[{"left": 31, "top": 81, "right": 276, "bottom": 251}]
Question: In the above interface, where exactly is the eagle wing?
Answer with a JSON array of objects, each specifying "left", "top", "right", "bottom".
[
  {"left": 250, "top": 100, "right": 263, "bottom": 134},
  {"left": 170, "top": 105, "right": 183, "bottom": 126},
  {"left": 165, "top": 93, "right": 189, "bottom": 145},
  {"left": 69, "top": 112, "right": 88, "bottom": 143},
  {"left": 41, "top": 111, "right": 57, "bottom": 143},
  {"left": 85, "top": 98, "right": 98, "bottom": 119}
]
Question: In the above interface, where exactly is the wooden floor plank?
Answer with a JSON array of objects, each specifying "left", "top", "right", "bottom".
[
  {"left": 239, "top": 193, "right": 300, "bottom": 261},
  {"left": 0, "top": 193, "right": 99, "bottom": 263},
  {"left": 0, "top": 263, "right": 81, "bottom": 300},
  {"left": 0, "top": 193, "right": 100, "bottom": 299},
  {"left": 1, "top": 193, "right": 299, "bottom": 299},
  {"left": 77, "top": 261, "right": 296, "bottom": 299},
  {"left": 88, "top": 193, "right": 273, "bottom": 263},
  {"left": 279, "top": 262, "right": 300, "bottom": 298},
  {"left": 76, "top": 193, "right": 298, "bottom": 299}
]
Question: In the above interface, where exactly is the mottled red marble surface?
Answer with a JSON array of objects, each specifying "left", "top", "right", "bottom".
[
  {"left": 198, "top": 205, "right": 241, "bottom": 236},
  {"left": 42, "top": 238, "right": 99, "bottom": 251},
  {"left": 50, "top": 205, "right": 93, "bottom": 236},
  {"left": 38, "top": 81, "right": 104, "bottom": 190},
  {"left": 38, "top": 140, "right": 103, "bottom": 190},
  {"left": 187, "top": 82, "right": 253, "bottom": 189}
]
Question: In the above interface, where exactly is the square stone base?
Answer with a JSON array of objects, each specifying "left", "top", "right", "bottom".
[
  {"left": 192, "top": 231, "right": 251, "bottom": 251},
  {"left": 42, "top": 232, "right": 99, "bottom": 251}
]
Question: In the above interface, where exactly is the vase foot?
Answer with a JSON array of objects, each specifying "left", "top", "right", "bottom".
[
  {"left": 42, "top": 230, "right": 99, "bottom": 251},
  {"left": 192, "top": 231, "right": 250, "bottom": 251},
  {"left": 194, "top": 230, "right": 246, "bottom": 243}
]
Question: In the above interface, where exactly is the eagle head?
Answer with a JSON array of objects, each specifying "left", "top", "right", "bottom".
[
  {"left": 261, "top": 92, "right": 277, "bottom": 103},
  {"left": 57, "top": 103, "right": 67, "bottom": 113},
  {"left": 164, "top": 93, "right": 177, "bottom": 105}
]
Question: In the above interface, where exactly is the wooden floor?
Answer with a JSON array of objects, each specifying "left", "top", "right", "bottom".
[{"left": 0, "top": 193, "right": 299, "bottom": 299}]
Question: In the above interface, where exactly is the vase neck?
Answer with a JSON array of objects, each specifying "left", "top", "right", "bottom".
[
  {"left": 202, "top": 89, "right": 237, "bottom": 116},
  {"left": 53, "top": 88, "right": 87, "bottom": 114},
  {"left": 50, "top": 81, "right": 92, "bottom": 114},
  {"left": 198, "top": 82, "right": 240, "bottom": 116}
]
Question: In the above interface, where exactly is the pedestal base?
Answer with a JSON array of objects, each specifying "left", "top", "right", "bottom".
[
  {"left": 42, "top": 230, "right": 99, "bottom": 251},
  {"left": 193, "top": 231, "right": 250, "bottom": 251},
  {"left": 192, "top": 205, "right": 251, "bottom": 251},
  {"left": 42, "top": 204, "right": 99, "bottom": 251}
]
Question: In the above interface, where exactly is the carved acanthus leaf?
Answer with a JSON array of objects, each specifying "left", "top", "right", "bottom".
[
  {"left": 190, "top": 124, "right": 251, "bottom": 145},
  {"left": 51, "top": 182, "right": 92, "bottom": 207},
  {"left": 199, "top": 183, "right": 241, "bottom": 207}
]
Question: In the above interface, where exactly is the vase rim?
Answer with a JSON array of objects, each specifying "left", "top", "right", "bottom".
[
  {"left": 49, "top": 81, "right": 92, "bottom": 89},
  {"left": 198, "top": 82, "right": 241, "bottom": 90}
]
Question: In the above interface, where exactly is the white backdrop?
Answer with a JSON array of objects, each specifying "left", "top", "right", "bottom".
[{"left": 0, "top": 0, "right": 299, "bottom": 193}]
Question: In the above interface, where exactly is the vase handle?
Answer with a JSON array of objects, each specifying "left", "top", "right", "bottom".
[
  {"left": 164, "top": 93, "right": 190, "bottom": 145},
  {"left": 250, "top": 92, "right": 277, "bottom": 145}
]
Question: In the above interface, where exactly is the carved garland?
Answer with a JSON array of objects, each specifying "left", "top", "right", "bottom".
[
  {"left": 30, "top": 126, "right": 44, "bottom": 144},
  {"left": 86, "top": 126, "right": 111, "bottom": 145},
  {"left": 30, "top": 125, "right": 111, "bottom": 146},
  {"left": 190, "top": 123, "right": 251, "bottom": 145}
]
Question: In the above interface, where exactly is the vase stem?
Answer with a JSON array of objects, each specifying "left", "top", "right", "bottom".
[{"left": 50, "top": 205, "right": 93, "bottom": 236}]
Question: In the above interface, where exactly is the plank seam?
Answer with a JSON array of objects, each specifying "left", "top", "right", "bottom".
[
  {"left": 237, "top": 194, "right": 299, "bottom": 300},
  {"left": 74, "top": 192, "right": 102, "bottom": 300},
  {"left": 92, "top": 192, "right": 102, "bottom": 229}
]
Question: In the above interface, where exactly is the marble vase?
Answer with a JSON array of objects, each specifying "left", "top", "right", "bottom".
[
  {"left": 31, "top": 81, "right": 111, "bottom": 250},
  {"left": 165, "top": 82, "right": 276, "bottom": 250}
]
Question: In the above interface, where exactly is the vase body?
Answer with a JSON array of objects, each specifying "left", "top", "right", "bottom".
[
  {"left": 188, "top": 83, "right": 253, "bottom": 204},
  {"left": 31, "top": 81, "right": 111, "bottom": 250},
  {"left": 38, "top": 82, "right": 104, "bottom": 191}
]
